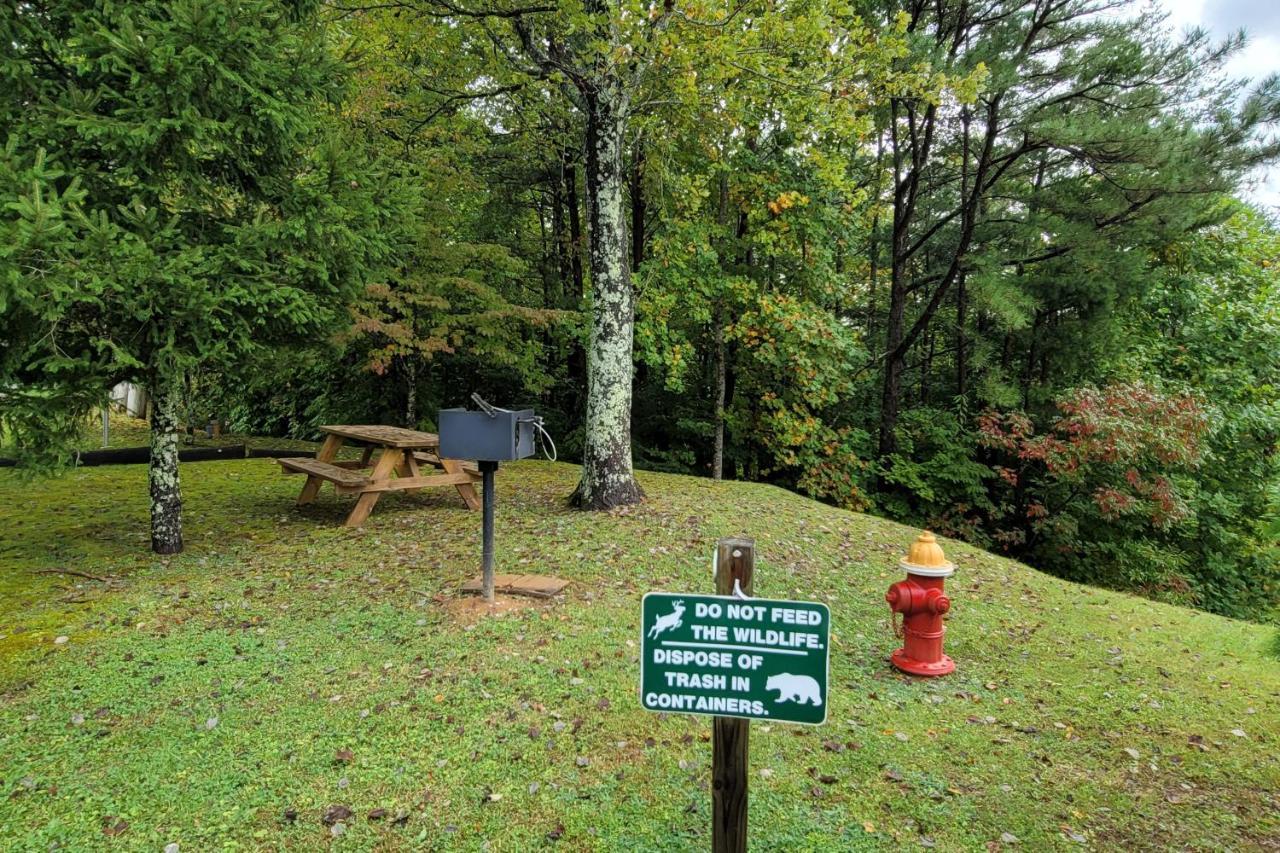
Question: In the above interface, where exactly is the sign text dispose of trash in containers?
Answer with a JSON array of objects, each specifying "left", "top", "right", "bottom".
[{"left": 640, "top": 592, "right": 830, "bottom": 725}]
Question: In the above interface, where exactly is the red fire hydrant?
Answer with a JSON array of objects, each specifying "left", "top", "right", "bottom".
[{"left": 886, "top": 531, "right": 955, "bottom": 676}]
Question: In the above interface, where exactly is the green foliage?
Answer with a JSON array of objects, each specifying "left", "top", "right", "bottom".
[
  {"left": 878, "top": 407, "right": 994, "bottom": 538},
  {"left": 0, "top": 0, "right": 405, "bottom": 467}
]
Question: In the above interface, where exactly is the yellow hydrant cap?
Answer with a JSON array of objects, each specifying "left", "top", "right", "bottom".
[{"left": 901, "top": 531, "right": 955, "bottom": 577}]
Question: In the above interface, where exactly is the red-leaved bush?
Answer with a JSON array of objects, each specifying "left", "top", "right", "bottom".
[{"left": 977, "top": 383, "right": 1209, "bottom": 585}]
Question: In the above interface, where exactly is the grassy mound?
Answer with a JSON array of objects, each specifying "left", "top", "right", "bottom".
[{"left": 0, "top": 450, "right": 1276, "bottom": 849}]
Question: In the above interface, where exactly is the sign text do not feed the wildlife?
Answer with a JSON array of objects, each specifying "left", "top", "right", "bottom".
[{"left": 640, "top": 592, "right": 830, "bottom": 725}]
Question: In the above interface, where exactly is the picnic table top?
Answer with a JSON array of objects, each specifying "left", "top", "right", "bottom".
[{"left": 320, "top": 424, "right": 441, "bottom": 448}]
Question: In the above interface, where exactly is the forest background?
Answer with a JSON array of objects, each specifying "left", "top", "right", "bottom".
[{"left": 3, "top": 0, "right": 1278, "bottom": 620}]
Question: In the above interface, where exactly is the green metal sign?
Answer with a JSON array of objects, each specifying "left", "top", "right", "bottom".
[{"left": 640, "top": 592, "right": 830, "bottom": 725}]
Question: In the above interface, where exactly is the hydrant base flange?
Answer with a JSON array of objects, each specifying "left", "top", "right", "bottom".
[{"left": 890, "top": 649, "right": 955, "bottom": 677}]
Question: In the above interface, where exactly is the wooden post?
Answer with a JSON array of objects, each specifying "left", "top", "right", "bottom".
[{"left": 712, "top": 537, "right": 754, "bottom": 853}]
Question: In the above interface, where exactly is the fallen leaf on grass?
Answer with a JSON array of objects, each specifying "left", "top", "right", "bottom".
[
  {"left": 1123, "top": 747, "right": 1140, "bottom": 759},
  {"left": 334, "top": 748, "right": 354, "bottom": 763},
  {"left": 101, "top": 817, "right": 128, "bottom": 837},
  {"left": 322, "top": 804, "right": 352, "bottom": 826},
  {"left": 546, "top": 824, "right": 564, "bottom": 841},
  {"left": 368, "top": 808, "right": 388, "bottom": 820}
]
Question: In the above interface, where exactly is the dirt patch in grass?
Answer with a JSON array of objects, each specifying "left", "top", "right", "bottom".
[{"left": 443, "top": 594, "right": 548, "bottom": 624}]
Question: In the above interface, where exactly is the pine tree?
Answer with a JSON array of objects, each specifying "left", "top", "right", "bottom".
[
  {"left": 869, "top": 0, "right": 1280, "bottom": 470},
  {"left": 0, "top": 0, "right": 403, "bottom": 552}
]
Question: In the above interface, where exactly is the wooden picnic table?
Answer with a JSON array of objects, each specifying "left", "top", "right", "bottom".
[{"left": 277, "top": 425, "right": 481, "bottom": 527}]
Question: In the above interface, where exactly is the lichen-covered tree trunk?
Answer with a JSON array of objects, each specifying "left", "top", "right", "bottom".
[
  {"left": 148, "top": 379, "right": 184, "bottom": 554},
  {"left": 570, "top": 82, "right": 643, "bottom": 509}
]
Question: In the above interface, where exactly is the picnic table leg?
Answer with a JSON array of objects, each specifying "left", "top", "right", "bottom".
[
  {"left": 441, "top": 457, "right": 481, "bottom": 510},
  {"left": 345, "top": 448, "right": 402, "bottom": 527},
  {"left": 398, "top": 452, "right": 424, "bottom": 494},
  {"left": 298, "top": 434, "right": 344, "bottom": 505},
  {"left": 359, "top": 445, "right": 375, "bottom": 468}
]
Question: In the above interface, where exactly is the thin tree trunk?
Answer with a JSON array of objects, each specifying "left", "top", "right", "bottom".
[
  {"left": 712, "top": 171, "right": 730, "bottom": 481},
  {"left": 955, "top": 272, "right": 968, "bottom": 397},
  {"left": 553, "top": 157, "right": 572, "bottom": 303},
  {"left": 867, "top": 133, "right": 884, "bottom": 345},
  {"left": 564, "top": 152, "right": 585, "bottom": 302},
  {"left": 570, "top": 83, "right": 643, "bottom": 509},
  {"left": 878, "top": 104, "right": 909, "bottom": 465},
  {"left": 405, "top": 357, "right": 418, "bottom": 427},
  {"left": 956, "top": 108, "right": 971, "bottom": 399},
  {"left": 149, "top": 379, "right": 183, "bottom": 555},
  {"left": 921, "top": 326, "right": 935, "bottom": 404},
  {"left": 630, "top": 143, "right": 646, "bottom": 270},
  {"left": 1022, "top": 310, "right": 1041, "bottom": 409},
  {"left": 712, "top": 318, "right": 726, "bottom": 481}
]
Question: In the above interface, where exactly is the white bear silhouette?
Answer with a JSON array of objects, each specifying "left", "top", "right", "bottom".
[{"left": 765, "top": 673, "right": 822, "bottom": 706}]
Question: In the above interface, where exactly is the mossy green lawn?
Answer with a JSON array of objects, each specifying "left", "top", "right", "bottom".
[{"left": 1, "top": 437, "right": 1276, "bottom": 850}]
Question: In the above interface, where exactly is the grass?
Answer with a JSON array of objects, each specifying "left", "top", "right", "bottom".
[{"left": 1, "top": 423, "right": 1277, "bottom": 850}]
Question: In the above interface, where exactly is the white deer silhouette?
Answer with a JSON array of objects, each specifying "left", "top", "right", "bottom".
[{"left": 648, "top": 600, "right": 686, "bottom": 639}]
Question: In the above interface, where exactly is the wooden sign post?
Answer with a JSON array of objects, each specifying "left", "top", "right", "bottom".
[
  {"left": 713, "top": 537, "right": 753, "bottom": 853},
  {"left": 638, "top": 538, "right": 831, "bottom": 851}
]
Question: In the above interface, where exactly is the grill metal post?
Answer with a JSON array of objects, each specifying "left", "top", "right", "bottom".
[{"left": 480, "top": 460, "right": 498, "bottom": 602}]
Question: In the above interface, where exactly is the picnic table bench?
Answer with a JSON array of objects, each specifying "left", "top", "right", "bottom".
[{"left": 278, "top": 425, "right": 480, "bottom": 527}]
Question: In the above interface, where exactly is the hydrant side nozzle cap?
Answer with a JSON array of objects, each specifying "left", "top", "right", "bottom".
[{"left": 901, "top": 531, "right": 955, "bottom": 577}]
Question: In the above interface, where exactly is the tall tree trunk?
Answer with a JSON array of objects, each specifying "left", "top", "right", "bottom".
[
  {"left": 564, "top": 152, "right": 585, "bottom": 302},
  {"left": 570, "top": 84, "right": 643, "bottom": 509},
  {"left": 630, "top": 144, "right": 646, "bottom": 270},
  {"left": 712, "top": 318, "right": 726, "bottom": 481},
  {"left": 149, "top": 379, "right": 183, "bottom": 555},
  {"left": 878, "top": 120, "right": 908, "bottom": 464}
]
